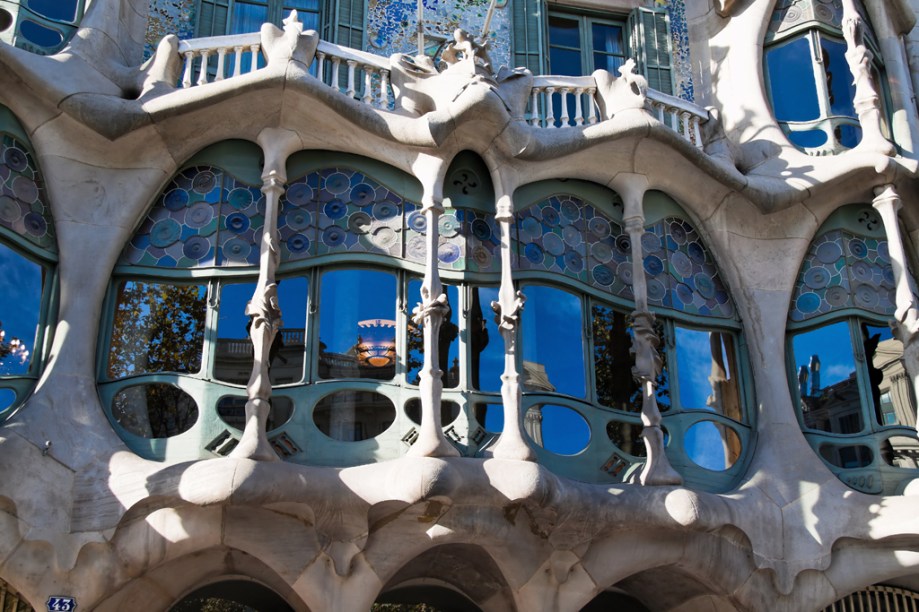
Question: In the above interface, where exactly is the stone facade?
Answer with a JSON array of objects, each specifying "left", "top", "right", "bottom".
[{"left": 1, "top": 0, "right": 919, "bottom": 610}]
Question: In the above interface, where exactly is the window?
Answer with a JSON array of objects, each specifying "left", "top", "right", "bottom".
[
  {"left": 548, "top": 12, "right": 627, "bottom": 76},
  {"left": 787, "top": 204, "right": 917, "bottom": 495},
  {"left": 0, "top": 0, "right": 85, "bottom": 54},
  {"left": 0, "top": 105, "right": 56, "bottom": 420},
  {"left": 764, "top": 0, "right": 888, "bottom": 153}
]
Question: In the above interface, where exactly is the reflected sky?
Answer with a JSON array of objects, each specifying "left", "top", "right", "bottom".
[
  {"left": 407, "top": 280, "right": 459, "bottom": 387},
  {"left": 684, "top": 421, "right": 739, "bottom": 471},
  {"left": 526, "top": 404, "right": 590, "bottom": 455},
  {"left": 471, "top": 287, "right": 502, "bottom": 392},
  {"left": 521, "top": 285, "right": 585, "bottom": 397},
  {"left": 766, "top": 37, "right": 820, "bottom": 122},
  {"left": 792, "top": 321, "right": 856, "bottom": 393},
  {"left": 0, "top": 243, "right": 42, "bottom": 375}
]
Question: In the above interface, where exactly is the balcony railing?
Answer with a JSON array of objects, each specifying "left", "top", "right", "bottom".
[{"left": 167, "top": 21, "right": 708, "bottom": 148}]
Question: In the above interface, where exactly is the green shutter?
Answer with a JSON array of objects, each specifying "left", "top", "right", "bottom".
[
  {"left": 627, "top": 7, "right": 673, "bottom": 95},
  {"left": 330, "top": 0, "right": 364, "bottom": 49},
  {"left": 196, "top": 0, "right": 229, "bottom": 37},
  {"left": 513, "top": 0, "right": 545, "bottom": 73}
]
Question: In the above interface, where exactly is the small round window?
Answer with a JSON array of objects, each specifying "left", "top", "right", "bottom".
[
  {"left": 112, "top": 384, "right": 198, "bottom": 438},
  {"left": 313, "top": 390, "right": 396, "bottom": 441}
]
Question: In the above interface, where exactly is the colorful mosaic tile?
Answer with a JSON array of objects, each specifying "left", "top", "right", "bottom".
[
  {"left": 366, "top": 0, "right": 511, "bottom": 71},
  {"left": 790, "top": 227, "right": 895, "bottom": 322},
  {"left": 121, "top": 166, "right": 264, "bottom": 268},
  {"left": 659, "top": 0, "right": 694, "bottom": 102},
  {"left": 0, "top": 134, "right": 55, "bottom": 252},
  {"left": 145, "top": 0, "right": 197, "bottom": 59},
  {"left": 515, "top": 195, "right": 632, "bottom": 299},
  {"left": 644, "top": 217, "right": 734, "bottom": 318}
]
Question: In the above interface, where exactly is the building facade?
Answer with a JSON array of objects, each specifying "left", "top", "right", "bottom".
[{"left": 2, "top": 0, "right": 919, "bottom": 610}]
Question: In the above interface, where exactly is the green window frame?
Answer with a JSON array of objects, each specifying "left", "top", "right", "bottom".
[{"left": 547, "top": 11, "right": 628, "bottom": 77}]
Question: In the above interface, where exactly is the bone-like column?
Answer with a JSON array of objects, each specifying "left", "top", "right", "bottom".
[
  {"left": 490, "top": 190, "right": 535, "bottom": 461},
  {"left": 616, "top": 176, "right": 682, "bottom": 485},
  {"left": 840, "top": 0, "right": 894, "bottom": 155},
  {"left": 230, "top": 128, "right": 302, "bottom": 461},
  {"left": 873, "top": 184, "right": 919, "bottom": 428},
  {"left": 408, "top": 157, "right": 459, "bottom": 458}
]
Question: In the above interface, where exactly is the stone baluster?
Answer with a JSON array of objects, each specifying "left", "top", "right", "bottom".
[
  {"left": 559, "top": 87, "right": 570, "bottom": 126},
  {"left": 573, "top": 88, "right": 584, "bottom": 126},
  {"left": 380, "top": 70, "right": 391, "bottom": 109},
  {"left": 653, "top": 101, "right": 665, "bottom": 124},
  {"left": 873, "top": 185, "right": 919, "bottom": 426},
  {"left": 530, "top": 89, "right": 540, "bottom": 126},
  {"left": 680, "top": 111, "right": 691, "bottom": 143},
  {"left": 668, "top": 109, "right": 679, "bottom": 132},
  {"left": 331, "top": 57, "right": 341, "bottom": 92},
  {"left": 346, "top": 60, "right": 357, "bottom": 98},
  {"left": 692, "top": 116, "right": 704, "bottom": 150},
  {"left": 545, "top": 87, "right": 556, "bottom": 128},
  {"left": 230, "top": 128, "right": 302, "bottom": 461},
  {"left": 233, "top": 46, "right": 244, "bottom": 77},
  {"left": 586, "top": 88, "right": 597, "bottom": 125},
  {"left": 615, "top": 175, "right": 682, "bottom": 485},
  {"left": 197, "top": 50, "right": 211, "bottom": 86},
  {"left": 249, "top": 44, "right": 261, "bottom": 73},
  {"left": 490, "top": 186, "right": 535, "bottom": 462},
  {"left": 407, "top": 156, "right": 460, "bottom": 458},
  {"left": 362, "top": 69, "right": 373, "bottom": 105},
  {"left": 181, "top": 51, "right": 194, "bottom": 88},
  {"left": 215, "top": 48, "right": 227, "bottom": 81},
  {"left": 840, "top": 0, "right": 894, "bottom": 154},
  {"left": 316, "top": 51, "right": 326, "bottom": 82}
]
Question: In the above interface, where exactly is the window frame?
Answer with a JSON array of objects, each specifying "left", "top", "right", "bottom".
[{"left": 547, "top": 9, "right": 628, "bottom": 77}]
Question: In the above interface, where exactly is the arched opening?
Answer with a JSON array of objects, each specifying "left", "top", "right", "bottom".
[{"left": 170, "top": 579, "right": 294, "bottom": 611}]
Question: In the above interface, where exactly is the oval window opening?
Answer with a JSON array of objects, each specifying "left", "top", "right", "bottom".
[
  {"left": 787, "top": 129, "right": 828, "bottom": 149},
  {"left": 881, "top": 436, "right": 919, "bottom": 469},
  {"left": 475, "top": 402, "right": 503, "bottom": 434},
  {"left": 404, "top": 398, "right": 460, "bottom": 426},
  {"left": 112, "top": 384, "right": 198, "bottom": 438},
  {"left": 819, "top": 443, "right": 873, "bottom": 468},
  {"left": 217, "top": 396, "right": 294, "bottom": 432},
  {"left": 0, "top": 9, "right": 12, "bottom": 33},
  {"left": 607, "top": 420, "right": 646, "bottom": 457},
  {"left": 19, "top": 20, "right": 64, "bottom": 49},
  {"left": 313, "top": 390, "right": 395, "bottom": 441},
  {"left": 0, "top": 388, "right": 16, "bottom": 413},
  {"left": 684, "top": 421, "right": 742, "bottom": 471},
  {"left": 525, "top": 404, "right": 590, "bottom": 456}
]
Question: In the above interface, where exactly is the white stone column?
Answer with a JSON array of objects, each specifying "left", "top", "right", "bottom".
[
  {"left": 840, "top": 0, "right": 895, "bottom": 154},
  {"left": 231, "top": 128, "right": 302, "bottom": 461},
  {"left": 614, "top": 174, "right": 682, "bottom": 486},
  {"left": 490, "top": 189, "right": 535, "bottom": 462},
  {"left": 408, "top": 156, "right": 459, "bottom": 458},
  {"left": 873, "top": 184, "right": 919, "bottom": 429}
]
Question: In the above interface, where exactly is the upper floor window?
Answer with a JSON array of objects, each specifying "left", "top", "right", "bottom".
[
  {"left": 548, "top": 12, "right": 626, "bottom": 76},
  {"left": 764, "top": 0, "right": 887, "bottom": 153},
  {"left": 0, "top": 0, "right": 85, "bottom": 54},
  {"left": 787, "top": 204, "right": 917, "bottom": 495},
  {"left": 196, "top": 0, "right": 321, "bottom": 36}
]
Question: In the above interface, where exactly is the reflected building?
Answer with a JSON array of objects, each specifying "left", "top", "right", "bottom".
[{"left": 4, "top": 0, "right": 919, "bottom": 610}]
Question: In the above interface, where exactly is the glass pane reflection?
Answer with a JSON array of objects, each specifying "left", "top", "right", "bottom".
[
  {"left": 0, "top": 388, "right": 15, "bottom": 412},
  {"left": 521, "top": 285, "right": 585, "bottom": 397},
  {"left": 470, "top": 287, "right": 502, "bottom": 392},
  {"left": 214, "top": 278, "right": 307, "bottom": 385},
  {"left": 684, "top": 420, "right": 741, "bottom": 471},
  {"left": 607, "top": 420, "right": 645, "bottom": 457},
  {"left": 217, "top": 395, "right": 294, "bottom": 432},
  {"left": 819, "top": 443, "right": 872, "bottom": 469},
  {"left": 592, "top": 305, "right": 639, "bottom": 412},
  {"left": 319, "top": 269, "right": 396, "bottom": 380},
  {"left": 407, "top": 280, "right": 459, "bottom": 388},
  {"left": 0, "top": 243, "right": 42, "bottom": 376},
  {"left": 313, "top": 390, "right": 396, "bottom": 441},
  {"left": 108, "top": 281, "right": 206, "bottom": 378},
  {"left": 793, "top": 322, "right": 863, "bottom": 434},
  {"left": 863, "top": 323, "right": 916, "bottom": 428},
  {"left": 404, "top": 398, "right": 460, "bottom": 426},
  {"left": 475, "top": 402, "right": 503, "bottom": 434},
  {"left": 675, "top": 327, "right": 741, "bottom": 421},
  {"left": 524, "top": 404, "right": 590, "bottom": 455},
  {"left": 112, "top": 383, "right": 198, "bottom": 438},
  {"left": 766, "top": 37, "right": 821, "bottom": 122},
  {"left": 882, "top": 436, "right": 919, "bottom": 469}
]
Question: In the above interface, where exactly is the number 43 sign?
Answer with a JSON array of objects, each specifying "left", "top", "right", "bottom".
[{"left": 46, "top": 597, "right": 77, "bottom": 611}]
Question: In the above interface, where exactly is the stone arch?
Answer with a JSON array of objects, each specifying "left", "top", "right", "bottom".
[{"left": 375, "top": 544, "right": 516, "bottom": 612}]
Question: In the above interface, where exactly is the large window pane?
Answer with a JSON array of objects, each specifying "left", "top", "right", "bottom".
[
  {"left": 592, "top": 304, "right": 638, "bottom": 412},
  {"left": 470, "top": 286, "right": 502, "bottom": 392},
  {"left": 214, "top": 277, "right": 307, "bottom": 385},
  {"left": 521, "top": 285, "right": 585, "bottom": 398},
  {"left": 792, "top": 321, "right": 863, "bottom": 434},
  {"left": 26, "top": 0, "right": 79, "bottom": 22},
  {"left": 675, "top": 327, "right": 741, "bottom": 421},
  {"left": 108, "top": 281, "right": 206, "bottom": 377},
  {"left": 592, "top": 23, "right": 624, "bottom": 56},
  {"left": 319, "top": 269, "right": 396, "bottom": 380},
  {"left": 863, "top": 323, "right": 916, "bottom": 428},
  {"left": 766, "top": 37, "right": 821, "bottom": 122},
  {"left": 549, "top": 15, "right": 580, "bottom": 49},
  {"left": 406, "top": 280, "right": 459, "bottom": 388},
  {"left": 0, "top": 243, "right": 42, "bottom": 376},
  {"left": 230, "top": 1, "right": 268, "bottom": 34},
  {"left": 821, "top": 37, "right": 857, "bottom": 119}
]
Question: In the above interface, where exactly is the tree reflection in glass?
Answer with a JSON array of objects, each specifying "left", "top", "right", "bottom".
[
  {"left": 470, "top": 286, "right": 501, "bottom": 392},
  {"left": 521, "top": 285, "right": 585, "bottom": 397},
  {"left": 108, "top": 281, "right": 207, "bottom": 377},
  {"left": 214, "top": 278, "right": 307, "bottom": 385},
  {"left": 406, "top": 280, "right": 459, "bottom": 387},
  {"left": 0, "top": 243, "right": 42, "bottom": 376},
  {"left": 675, "top": 327, "right": 741, "bottom": 421},
  {"left": 319, "top": 269, "right": 396, "bottom": 380},
  {"left": 592, "top": 304, "right": 639, "bottom": 411},
  {"left": 792, "top": 321, "right": 863, "bottom": 434},
  {"left": 112, "top": 383, "right": 198, "bottom": 438}
]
